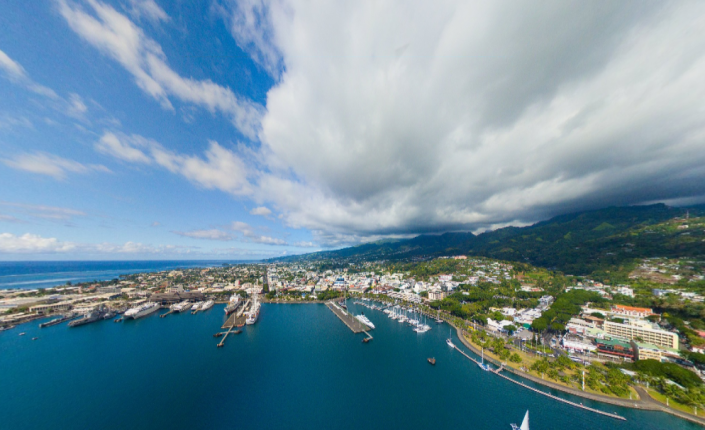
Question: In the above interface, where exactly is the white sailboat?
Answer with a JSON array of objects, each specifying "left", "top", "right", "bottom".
[
  {"left": 510, "top": 410, "right": 529, "bottom": 430},
  {"left": 479, "top": 347, "right": 492, "bottom": 371},
  {"left": 446, "top": 329, "right": 455, "bottom": 348}
]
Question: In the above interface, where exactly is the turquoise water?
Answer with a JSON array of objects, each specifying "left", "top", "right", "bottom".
[
  {"left": 1, "top": 301, "right": 698, "bottom": 430},
  {"left": 0, "top": 260, "right": 241, "bottom": 290}
]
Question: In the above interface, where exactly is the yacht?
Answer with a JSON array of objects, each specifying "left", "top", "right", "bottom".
[
  {"left": 201, "top": 300, "right": 214, "bottom": 311},
  {"left": 355, "top": 314, "right": 375, "bottom": 329},
  {"left": 510, "top": 410, "right": 529, "bottom": 430},
  {"left": 124, "top": 302, "right": 160, "bottom": 320}
]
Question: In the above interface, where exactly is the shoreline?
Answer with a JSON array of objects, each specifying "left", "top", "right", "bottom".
[{"left": 453, "top": 325, "right": 705, "bottom": 427}]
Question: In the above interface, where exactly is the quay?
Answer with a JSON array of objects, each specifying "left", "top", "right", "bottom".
[
  {"left": 325, "top": 301, "right": 370, "bottom": 333},
  {"left": 452, "top": 345, "right": 626, "bottom": 421}
]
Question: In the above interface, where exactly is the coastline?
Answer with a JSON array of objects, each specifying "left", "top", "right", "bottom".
[{"left": 453, "top": 325, "right": 705, "bottom": 427}]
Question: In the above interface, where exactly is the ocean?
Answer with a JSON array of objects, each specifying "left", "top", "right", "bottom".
[
  {"left": 0, "top": 260, "right": 245, "bottom": 290},
  {"left": 0, "top": 299, "right": 698, "bottom": 430}
]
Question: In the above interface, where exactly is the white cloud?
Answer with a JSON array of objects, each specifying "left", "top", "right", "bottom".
[
  {"left": 173, "top": 229, "right": 234, "bottom": 241},
  {"left": 58, "top": 0, "right": 263, "bottom": 138},
  {"left": 0, "top": 232, "right": 197, "bottom": 255},
  {"left": 67, "top": 93, "right": 88, "bottom": 117},
  {"left": 217, "top": 0, "right": 283, "bottom": 78},
  {"left": 2, "top": 152, "right": 110, "bottom": 180},
  {"left": 0, "top": 233, "right": 77, "bottom": 253},
  {"left": 212, "top": 1, "right": 705, "bottom": 245},
  {"left": 249, "top": 206, "right": 271, "bottom": 216},
  {"left": 95, "top": 132, "right": 151, "bottom": 163},
  {"left": 127, "top": 0, "right": 168, "bottom": 22},
  {"left": 0, "top": 201, "right": 86, "bottom": 221},
  {"left": 0, "top": 48, "right": 58, "bottom": 98},
  {"left": 95, "top": 131, "right": 252, "bottom": 195},
  {"left": 229, "top": 221, "right": 286, "bottom": 245}
]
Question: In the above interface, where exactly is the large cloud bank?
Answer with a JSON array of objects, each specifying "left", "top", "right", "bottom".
[
  {"left": 228, "top": 0, "right": 705, "bottom": 245},
  {"left": 59, "top": 1, "right": 705, "bottom": 248}
]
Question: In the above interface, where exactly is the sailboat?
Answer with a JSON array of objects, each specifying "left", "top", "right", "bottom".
[
  {"left": 510, "top": 410, "right": 529, "bottom": 430},
  {"left": 478, "top": 347, "right": 491, "bottom": 371},
  {"left": 446, "top": 329, "right": 455, "bottom": 348}
]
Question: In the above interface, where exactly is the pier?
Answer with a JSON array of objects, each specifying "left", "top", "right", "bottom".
[
  {"left": 221, "top": 299, "right": 249, "bottom": 329},
  {"left": 325, "top": 301, "right": 370, "bottom": 333},
  {"left": 452, "top": 345, "right": 626, "bottom": 421}
]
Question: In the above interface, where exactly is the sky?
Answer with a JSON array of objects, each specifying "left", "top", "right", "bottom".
[{"left": 1, "top": 0, "right": 704, "bottom": 260}]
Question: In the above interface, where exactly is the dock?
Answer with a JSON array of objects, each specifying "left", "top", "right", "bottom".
[
  {"left": 325, "top": 301, "right": 370, "bottom": 333},
  {"left": 452, "top": 345, "right": 626, "bottom": 421},
  {"left": 221, "top": 299, "right": 249, "bottom": 329}
]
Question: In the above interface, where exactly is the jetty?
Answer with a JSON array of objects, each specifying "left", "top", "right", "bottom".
[
  {"left": 325, "top": 301, "right": 370, "bottom": 333},
  {"left": 452, "top": 345, "right": 626, "bottom": 421},
  {"left": 222, "top": 299, "right": 248, "bottom": 329}
]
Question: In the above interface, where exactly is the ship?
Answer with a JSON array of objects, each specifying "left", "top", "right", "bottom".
[
  {"left": 39, "top": 313, "right": 77, "bottom": 328},
  {"left": 510, "top": 410, "right": 529, "bottom": 430},
  {"left": 69, "top": 306, "right": 109, "bottom": 327},
  {"left": 190, "top": 301, "right": 204, "bottom": 314},
  {"left": 200, "top": 300, "right": 214, "bottom": 311},
  {"left": 224, "top": 294, "right": 240, "bottom": 315},
  {"left": 355, "top": 314, "right": 375, "bottom": 329},
  {"left": 171, "top": 301, "right": 192, "bottom": 313},
  {"left": 124, "top": 302, "right": 160, "bottom": 320},
  {"left": 245, "top": 297, "right": 261, "bottom": 325}
]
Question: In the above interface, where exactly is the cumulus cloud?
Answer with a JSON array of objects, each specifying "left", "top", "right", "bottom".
[
  {"left": 2, "top": 152, "right": 110, "bottom": 180},
  {"left": 0, "top": 232, "right": 197, "bottom": 254},
  {"left": 212, "top": 1, "right": 705, "bottom": 246},
  {"left": 249, "top": 206, "right": 271, "bottom": 216},
  {"left": 57, "top": 0, "right": 263, "bottom": 138}
]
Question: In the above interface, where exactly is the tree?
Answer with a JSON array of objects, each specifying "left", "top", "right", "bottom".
[
  {"left": 509, "top": 353, "right": 522, "bottom": 363},
  {"left": 505, "top": 324, "right": 517, "bottom": 335}
]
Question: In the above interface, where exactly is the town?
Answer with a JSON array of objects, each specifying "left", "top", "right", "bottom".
[{"left": 2, "top": 253, "right": 705, "bottom": 419}]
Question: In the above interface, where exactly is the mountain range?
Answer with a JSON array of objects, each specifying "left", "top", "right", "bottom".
[{"left": 274, "top": 204, "right": 705, "bottom": 275}]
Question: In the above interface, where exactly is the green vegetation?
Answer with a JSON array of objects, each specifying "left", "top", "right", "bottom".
[{"left": 531, "top": 289, "right": 605, "bottom": 332}]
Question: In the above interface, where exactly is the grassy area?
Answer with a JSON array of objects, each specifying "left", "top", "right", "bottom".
[
  {"left": 461, "top": 333, "right": 628, "bottom": 398},
  {"left": 647, "top": 388, "right": 701, "bottom": 416}
]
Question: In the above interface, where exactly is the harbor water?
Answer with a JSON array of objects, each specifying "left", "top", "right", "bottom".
[{"left": 1, "top": 301, "right": 699, "bottom": 430}]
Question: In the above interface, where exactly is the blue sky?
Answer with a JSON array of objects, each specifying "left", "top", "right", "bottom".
[{"left": 1, "top": 1, "right": 704, "bottom": 260}]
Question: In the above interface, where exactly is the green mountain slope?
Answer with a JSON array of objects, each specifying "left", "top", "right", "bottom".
[{"left": 276, "top": 204, "right": 705, "bottom": 275}]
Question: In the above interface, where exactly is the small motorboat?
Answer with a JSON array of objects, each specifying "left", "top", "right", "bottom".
[
  {"left": 32, "top": 337, "right": 38, "bottom": 341},
  {"left": 19, "top": 332, "right": 26, "bottom": 336},
  {"left": 427, "top": 357, "right": 436, "bottom": 365}
]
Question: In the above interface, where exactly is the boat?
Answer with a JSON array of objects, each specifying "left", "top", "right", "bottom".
[
  {"left": 200, "top": 300, "right": 214, "bottom": 311},
  {"left": 478, "top": 348, "right": 492, "bottom": 371},
  {"left": 224, "top": 294, "right": 240, "bottom": 315},
  {"left": 427, "top": 357, "right": 436, "bottom": 365},
  {"left": 69, "top": 306, "right": 109, "bottom": 327},
  {"left": 32, "top": 337, "right": 38, "bottom": 340},
  {"left": 39, "top": 313, "right": 77, "bottom": 328},
  {"left": 191, "top": 301, "right": 204, "bottom": 314},
  {"left": 171, "top": 301, "right": 192, "bottom": 313},
  {"left": 355, "top": 314, "right": 375, "bottom": 329},
  {"left": 510, "top": 410, "right": 529, "bottom": 430},
  {"left": 446, "top": 329, "right": 455, "bottom": 348},
  {"left": 245, "top": 297, "right": 261, "bottom": 325},
  {"left": 124, "top": 302, "right": 160, "bottom": 320},
  {"left": 19, "top": 332, "right": 25, "bottom": 336}
]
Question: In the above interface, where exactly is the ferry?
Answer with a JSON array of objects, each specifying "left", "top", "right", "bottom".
[
  {"left": 171, "top": 301, "right": 192, "bottom": 313},
  {"left": 200, "top": 300, "right": 214, "bottom": 311},
  {"left": 124, "top": 302, "right": 160, "bottom": 320},
  {"left": 510, "top": 410, "right": 529, "bottom": 430},
  {"left": 355, "top": 314, "right": 375, "bottom": 329}
]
